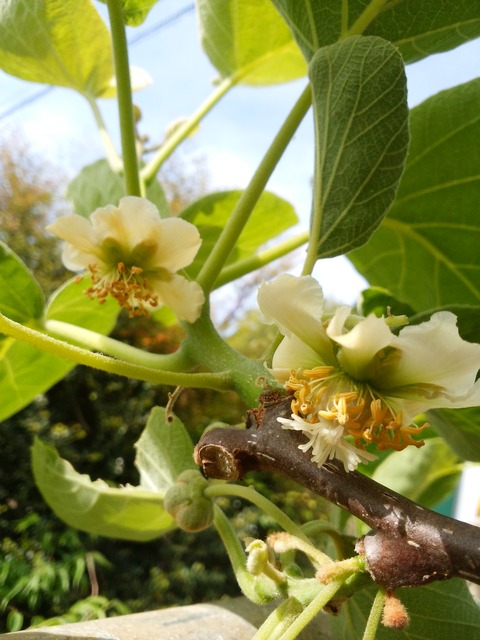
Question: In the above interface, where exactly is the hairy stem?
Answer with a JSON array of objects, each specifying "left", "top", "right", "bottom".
[
  {"left": 206, "top": 483, "right": 310, "bottom": 543},
  {"left": 277, "top": 580, "right": 343, "bottom": 640},
  {"left": 196, "top": 84, "right": 312, "bottom": 295},
  {"left": 362, "top": 588, "right": 385, "bottom": 640},
  {"left": 44, "top": 319, "right": 191, "bottom": 371},
  {"left": 86, "top": 97, "right": 123, "bottom": 172},
  {"left": 141, "top": 76, "right": 236, "bottom": 184},
  {"left": 106, "top": 0, "right": 142, "bottom": 196},
  {"left": 214, "top": 231, "right": 309, "bottom": 289},
  {"left": 252, "top": 599, "right": 304, "bottom": 640},
  {"left": 213, "top": 505, "right": 281, "bottom": 604},
  {"left": 184, "top": 307, "right": 277, "bottom": 405},
  {"left": 0, "top": 314, "right": 231, "bottom": 390}
]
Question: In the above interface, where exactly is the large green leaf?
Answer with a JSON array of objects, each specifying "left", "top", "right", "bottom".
[
  {"left": 348, "top": 79, "right": 480, "bottom": 312},
  {"left": 357, "top": 286, "right": 415, "bottom": 319},
  {"left": 196, "top": 0, "right": 306, "bottom": 85},
  {"left": 32, "top": 408, "right": 195, "bottom": 540},
  {"left": 0, "top": 0, "right": 114, "bottom": 96},
  {"left": 181, "top": 190, "right": 298, "bottom": 280},
  {"left": 67, "top": 159, "right": 170, "bottom": 218},
  {"left": 271, "top": 1, "right": 480, "bottom": 63},
  {"left": 0, "top": 278, "right": 119, "bottom": 423},
  {"left": 428, "top": 407, "right": 480, "bottom": 462},
  {"left": 309, "top": 36, "right": 409, "bottom": 259},
  {"left": 330, "top": 579, "right": 480, "bottom": 639},
  {"left": 0, "top": 338, "right": 73, "bottom": 424},
  {"left": 372, "top": 438, "right": 460, "bottom": 508},
  {"left": 45, "top": 276, "right": 119, "bottom": 332},
  {"left": 135, "top": 407, "right": 197, "bottom": 494},
  {"left": 31, "top": 439, "right": 174, "bottom": 541},
  {"left": 0, "top": 242, "right": 44, "bottom": 322}
]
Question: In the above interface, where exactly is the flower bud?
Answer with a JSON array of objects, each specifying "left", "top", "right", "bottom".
[{"left": 164, "top": 470, "right": 214, "bottom": 532}]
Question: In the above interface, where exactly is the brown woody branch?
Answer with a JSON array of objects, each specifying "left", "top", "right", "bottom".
[{"left": 194, "top": 392, "right": 480, "bottom": 592}]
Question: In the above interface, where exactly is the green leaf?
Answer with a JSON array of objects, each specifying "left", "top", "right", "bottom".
[
  {"left": 428, "top": 407, "right": 480, "bottom": 462},
  {"left": 0, "top": 241, "right": 44, "bottom": 322},
  {"left": 97, "top": 0, "right": 160, "bottom": 26},
  {"left": 330, "top": 579, "right": 480, "bottom": 639},
  {"left": 271, "top": 1, "right": 480, "bottom": 63},
  {"left": 0, "top": 339, "right": 73, "bottom": 423},
  {"left": 135, "top": 407, "right": 197, "bottom": 494},
  {"left": 348, "top": 79, "right": 480, "bottom": 312},
  {"left": 196, "top": 0, "right": 307, "bottom": 85},
  {"left": 45, "top": 275, "right": 119, "bottom": 332},
  {"left": 309, "top": 36, "right": 409, "bottom": 259},
  {"left": 181, "top": 190, "right": 298, "bottom": 280},
  {"left": 0, "top": 277, "right": 119, "bottom": 423},
  {"left": 67, "top": 159, "right": 170, "bottom": 218},
  {"left": 32, "top": 438, "right": 175, "bottom": 541},
  {"left": 0, "top": 0, "right": 114, "bottom": 97},
  {"left": 357, "top": 287, "right": 415, "bottom": 319},
  {"left": 372, "top": 438, "right": 460, "bottom": 508}
]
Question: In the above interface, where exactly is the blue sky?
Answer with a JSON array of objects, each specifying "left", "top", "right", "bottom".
[{"left": 1, "top": 1, "right": 480, "bottom": 304}]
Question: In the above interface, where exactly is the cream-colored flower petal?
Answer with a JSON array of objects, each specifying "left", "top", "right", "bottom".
[
  {"left": 329, "top": 312, "right": 394, "bottom": 381},
  {"left": 151, "top": 273, "right": 205, "bottom": 323},
  {"left": 325, "top": 305, "right": 351, "bottom": 339},
  {"left": 388, "top": 380, "right": 480, "bottom": 424},
  {"left": 47, "top": 214, "right": 103, "bottom": 270},
  {"left": 258, "top": 275, "right": 335, "bottom": 363},
  {"left": 90, "top": 197, "right": 160, "bottom": 250},
  {"left": 149, "top": 217, "right": 202, "bottom": 272},
  {"left": 47, "top": 214, "right": 96, "bottom": 251},
  {"left": 271, "top": 334, "right": 326, "bottom": 382},
  {"left": 61, "top": 244, "right": 94, "bottom": 271},
  {"left": 384, "top": 312, "right": 480, "bottom": 395}
]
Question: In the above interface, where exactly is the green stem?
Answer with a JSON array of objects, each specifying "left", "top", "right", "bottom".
[
  {"left": 362, "top": 588, "right": 385, "bottom": 640},
  {"left": 44, "top": 319, "right": 191, "bottom": 372},
  {"left": 213, "top": 505, "right": 280, "bottom": 604},
  {"left": 343, "top": 0, "right": 389, "bottom": 37},
  {"left": 196, "top": 84, "right": 312, "bottom": 295},
  {"left": 141, "top": 76, "right": 236, "bottom": 184},
  {"left": 214, "top": 231, "right": 309, "bottom": 288},
  {"left": 252, "top": 599, "right": 304, "bottom": 640},
  {"left": 185, "top": 308, "right": 276, "bottom": 405},
  {"left": 106, "top": 0, "right": 142, "bottom": 196},
  {"left": 301, "top": 206, "right": 321, "bottom": 276},
  {"left": 205, "top": 483, "right": 310, "bottom": 544},
  {"left": 86, "top": 96, "right": 123, "bottom": 173},
  {"left": 0, "top": 314, "right": 231, "bottom": 390},
  {"left": 276, "top": 580, "right": 343, "bottom": 640},
  {"left": 300, "top": 520, "right": 349, "bottom": 560}
]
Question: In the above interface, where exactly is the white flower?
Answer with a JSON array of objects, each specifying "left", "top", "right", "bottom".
[
  {"left": 257, "top": 274, "right": 480, "bottom": 472},
  {"left": 47, "top": 196, "right": 204, "bottom": 322}
]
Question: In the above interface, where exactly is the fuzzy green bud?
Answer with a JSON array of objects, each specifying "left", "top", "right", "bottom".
[{"left": 164, "top": 470, "right": 214, "bottom": 532}]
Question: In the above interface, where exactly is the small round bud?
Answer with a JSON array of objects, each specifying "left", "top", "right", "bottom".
[
  {"left": 382, "top": 592, "right": 409, "bottom": 630},
  {"left": 164, "top": 470, "right": 214, "bottom": 532}
]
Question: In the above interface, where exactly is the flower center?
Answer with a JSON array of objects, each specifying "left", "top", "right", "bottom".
[
  {"left": 83, "top": 262, "right": 159, "bottom": 317},
  {"left": 285, "top": 366, "right": 427, "bottom": 452}
]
